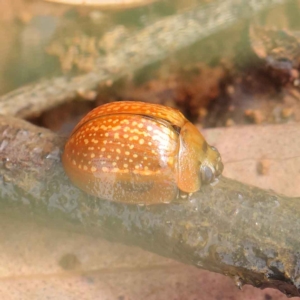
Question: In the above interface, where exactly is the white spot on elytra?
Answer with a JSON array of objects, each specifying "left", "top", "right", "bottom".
[{"left": 112, "top": 125, "right": 121, "bottom": 131}]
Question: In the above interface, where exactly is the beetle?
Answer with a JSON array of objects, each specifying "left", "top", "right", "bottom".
[{"left": 62, "top": 101, "right": 223, "bottom": 204}]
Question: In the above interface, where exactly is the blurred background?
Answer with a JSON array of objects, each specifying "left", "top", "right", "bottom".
[{"left": 0, "top": 0, "right": 300, "bottom": 299}]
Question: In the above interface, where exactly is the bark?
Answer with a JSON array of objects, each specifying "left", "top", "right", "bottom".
[
  {"left": 0, "top": 0, "right": 291, "bottom": 118},
  {"left": 0, "top": 115, "right": 299, "bottom": 297}
]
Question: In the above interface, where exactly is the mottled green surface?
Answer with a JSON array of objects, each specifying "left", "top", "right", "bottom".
[{"left": 0, "top": 115, "right": 300, "bottom": 296}]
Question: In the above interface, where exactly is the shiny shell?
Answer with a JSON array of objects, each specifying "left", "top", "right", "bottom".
[{"left": 62, "top": 101, "right": 223, "bottom": 204}]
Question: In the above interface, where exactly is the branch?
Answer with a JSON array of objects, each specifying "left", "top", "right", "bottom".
[
  {"left": 0, "top": 115, "right": 299, "bottom": 297},
  {"left": 0, "top": 0, "right": 291, "bottom": 118}
]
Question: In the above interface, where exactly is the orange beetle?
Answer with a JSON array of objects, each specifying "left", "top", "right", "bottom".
[{"left": 62, "top": 101, "right": 223, "bottom": 204}]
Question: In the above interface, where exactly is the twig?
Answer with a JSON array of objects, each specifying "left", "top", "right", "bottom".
[
  {"left": 0, "top": 115, "right": 299, "bottom": 297},
  {"left": 0, "top": 0, "right": 291, "bottom": 118}
]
